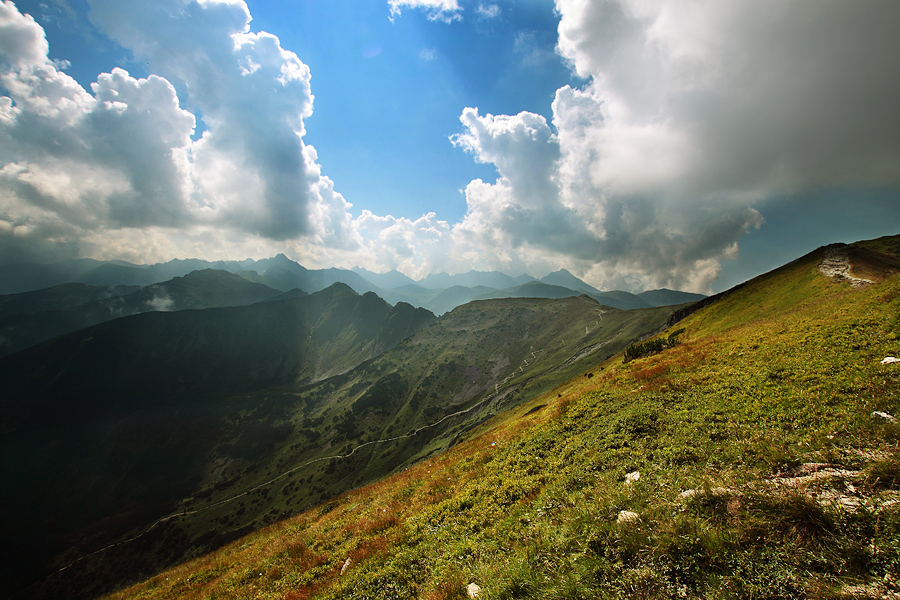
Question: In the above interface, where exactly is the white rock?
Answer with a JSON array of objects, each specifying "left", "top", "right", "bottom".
[
  {"left": 881, "top": 357, "right": 900, "bottom": 365},
  {"left": 467, "top": 582, "right": 482, "bottom": 598},
  {"left": 678, "top": 489, "right": 699, "bottom": 501},
  {"left": 625, "top": 471, "right": 641, "bottom": 485},
  {"left": 340, "top": 558, "right": 352, "bottom": 574},
  {"left": 872, "top": 410, "right": 898, "bottom": 423},
  {"left": 617, "top": 510, "right": 640, "bottom": 524}
]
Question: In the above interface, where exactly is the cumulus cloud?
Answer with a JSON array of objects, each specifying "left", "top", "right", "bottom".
[
  {"left": 435, "top": 0, "right": 900, "bottom": 291},
  {"left": 445, "top": 104, "right": 761, "bottom": 291},
  {"left": 3, "top": 0, "right": 900, "bottom": 293},
  {"left": 87, "top": 0, "right": 322, "bottom": 239},
  {"left": 388, "top": 0, "right": 462, "bottom": 23},
  {"left": 556, "top": 0, "right": 900, "bottom": 195},
  {"left": 0, "top": 0, "right": 359, "bottom": 263}
]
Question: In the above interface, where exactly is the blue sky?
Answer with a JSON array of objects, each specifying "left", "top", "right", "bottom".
[{"left": 1, "top": 0, "right": 899, "bottom": 293}]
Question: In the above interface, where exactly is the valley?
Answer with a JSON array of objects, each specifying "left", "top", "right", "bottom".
[{"left": 0, "top": 262, "right": 686, "bottom": 599}]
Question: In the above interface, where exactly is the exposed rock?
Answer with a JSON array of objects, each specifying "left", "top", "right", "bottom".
[
  {"left": 677, "top": 489, "right": 699, "bottom": 501},
  {"left": 872, "top": 411, "right": 898, "bottom": 423},
  {"left": 818, "top": 244, "right": 873, "bottom": 287},
  {"left": 340, "top": 558, "right": 352, "bottom": 575},
  {"left": 617, "top": 510, "right": 640, "bottom": 524},
  {"left": 625, "top": 471, "right": 640, "bottom": 485},
  {"left": 882, "top": 357, "right": 900, "bottom": 364},
  {"left": 466, "top": 582, "right": 482, "bottom": 598}
]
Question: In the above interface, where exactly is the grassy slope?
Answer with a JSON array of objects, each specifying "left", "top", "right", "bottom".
[{"left": 104, "top": 238, "right": 900, "bottom": 600}]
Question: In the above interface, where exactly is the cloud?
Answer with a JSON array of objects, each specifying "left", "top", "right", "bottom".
[
  {"left": 87, "top": 0, "right": 322, "bottom": 240},
  {"left": 445, "top": 105, "right": 762, "bottom": 292},
  {"left": 476, "top": 3, "right": 500, "bottom": 20},
  {"left": 145, "top": 290, "right": 174, "bottom": 311},
  {"left": 388, "top": 0, "right": 462, "bottom": 23},
  {"left": 428, "top": 0, "right": 900, "bottom": 291},
  {"left": 0, "top": 1, "right": 49, "bottom": 69},
  {"left": 2, "top": 0, "right": 899, "bottom": 294},
  {"left": 555, "top": 0, "right": 900, "bottom": 197},
  {"left": 0, "top": 0, "right": 361, "bottom": 264}
]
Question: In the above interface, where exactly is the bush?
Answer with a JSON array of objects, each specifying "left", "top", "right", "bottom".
[{"left": 623, "top": 329, "right": 684, "bottom": 363}]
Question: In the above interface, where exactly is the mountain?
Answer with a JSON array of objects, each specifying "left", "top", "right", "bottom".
[
  {"left": 352, "top": 266, "right": 417, "bottom": 289},
  {"left": 1, "top": 290, "right": 677, "bottom": 599},
  {"left": 252, "top": 255, "right": 382, "bottom": 295},
  {"left": 96, "top": 235, "right": 900, "bottom": 600},
  {"left": 0, "top": 258, "right": 124, "bottom": 295},
  {"left": 425, "top": 284, "right": 496, "bottom": 315},
  {"left": 0, "top": 256, "right": 707, "bottom": 317},
  {"left": 474, "top": 281, "right": 662, "bottom": 311},
  {"left": 0, "top": 270, "right": 282, "bottom": 358},
  {"left": 591, "top": 289, "right": 653, "bottom": 310},
  {"left": 0, "top": 283, "right": 438, "bottom": 600},
  {"left": 477, "top": 280, "right": 584, "bottom": 301},
  {"left": 0, "top": 282, "right": 139, "bottom": 319},
  {"left": 539, "top": 268, "right": 602, "bottom": 294},
  {"left": 638, "top": 287, "right": 707, "bottom": 307},
  {"left": 376, "top": 283, "right": 443, "bottom": 309},
  {"left": 418, "top": 270, "right": 535, "bottom": 290}
]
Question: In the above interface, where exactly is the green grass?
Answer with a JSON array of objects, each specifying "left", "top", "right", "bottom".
[{"left": 97, "top": 241, "right": 900, "bottom": 600}]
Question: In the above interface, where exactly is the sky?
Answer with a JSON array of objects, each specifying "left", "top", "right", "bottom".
[{"left": 1, "top": 0, "right": 899, "bottom": 293}]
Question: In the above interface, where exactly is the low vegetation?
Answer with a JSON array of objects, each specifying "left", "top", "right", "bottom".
[
  {"left": 622, "top": 328, "right": 684, "bottom": 362},
  {"left": 103, "top": 239, "right": 900, "bottom": 599}
]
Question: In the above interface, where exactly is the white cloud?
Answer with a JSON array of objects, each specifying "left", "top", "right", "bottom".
[
  {"left": 444, "top": 104, "right": 762, "bottom": 292},
  {"left": 388, "top": 0, "right": 462, "bottom": 23},
  {"left": 0, "top": 0, "right": 363, "bottom": 264},
  {"left": 476, "top": 3, "right": 500, "bottom": 20},
  {"left": 555, "top": 0, "right": 900, "bottom": 197},
  {"left": 0, "top": 1, "right": 48, "bottom": 69},
  {"left": 3, "top": 0, "right": 899, "bottom": 293},
  {"left": 418, "top": 48, "right": 437, "bottom": 62}
]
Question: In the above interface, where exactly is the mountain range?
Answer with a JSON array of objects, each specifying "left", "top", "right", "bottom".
[
  {"left": 76, "top": 233, "right": 900, "bottom": 600},
  {"left": 0, "top": 255, "right": 705, "bottom": 316},
  {"left": 27, "top": 239, "right": 899, "bottom": 598}
]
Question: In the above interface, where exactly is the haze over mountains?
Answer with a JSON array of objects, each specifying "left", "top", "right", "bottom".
[{"left": 0, "top": 254, "right": 704, "bottom": 310}]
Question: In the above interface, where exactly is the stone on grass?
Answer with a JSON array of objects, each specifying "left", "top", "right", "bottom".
[
  {"left": 625, "top": 471, "right": 640, "bottom": 485},
  {"left": 678, "top": 489, "right": 699, "bottom": 501},
  {"left": 872, "top": 410, "right": 898, "bottom": 423},
  {"left": 467, "top": 582, "right": 482, "bottom": 598},
  {"left": 881, "top": 357, "right": 900, "bottom": 365},
  {"left": 617, "top": 510, "right": 640, "bottom": 525}
]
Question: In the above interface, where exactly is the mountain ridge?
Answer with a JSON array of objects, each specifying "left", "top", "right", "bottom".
[{"left": 0, "top": 256, "right": 705, "bottom": 313}]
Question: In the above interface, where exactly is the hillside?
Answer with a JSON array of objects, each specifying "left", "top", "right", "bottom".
[
  {"left": 0, "top": 284, "right": 436, "bottom": 599},
  {"left": 99, "top": 236, "right": 900, "bottom": 600},
  {"left": 1, "top": 289, "right": 676, "bottom": 600}
]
